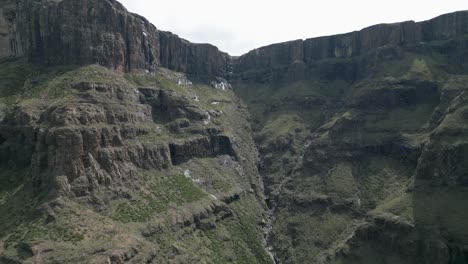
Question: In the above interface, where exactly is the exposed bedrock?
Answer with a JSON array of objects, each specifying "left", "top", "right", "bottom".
[
  {"left": 2, "top": 1, "right": 468, "bottom": 80},
  {"left": 0, "top": 77, "right": 240, "bottom": 200},
  {"left": 169, "top": 135, "right": 236, "bottom": 165},
  {"left": 0, "top": 0, "right": 230, "bottom": 76},
  {"left": 235, "top": 11, "right": 468, "bottom": 81}
]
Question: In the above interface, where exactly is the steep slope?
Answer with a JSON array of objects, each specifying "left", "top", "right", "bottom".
[
  {"left": 0, "top": 60, "right": 272, "bottom": 263},
  {"left": 234, "top": 11, "right": 468, "bottom": 264}
]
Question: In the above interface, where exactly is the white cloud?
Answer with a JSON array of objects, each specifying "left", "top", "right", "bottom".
[{"left": 119, "top": 0, "right": 468, "bottom": 55}]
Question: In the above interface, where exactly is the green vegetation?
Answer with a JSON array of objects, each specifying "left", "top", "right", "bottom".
[
  {"left": 406, "top": 58, "right": 433, "bottom": 79},
  {"left": 205, "top": 198, "right": 272, "bottom": 264},
  {"left": 112, "top": 171, "right": 207, "bottom": 223},
  {"left": 0, "top": 170, "right": 84, "bottom": 253},
  {"left": 135, "top": 123, "right": 170, "bottom": 143},
  {"left": 23, "top": 64, "right": 134, "bottom": 99},
  {"left": 273, "top": 210, "right": 354, "bottom": 263},
  {"left": 364, "top": 103, "right": 436, "bottom": 131},
  {"left": 141, "top": 197, "right": 270, "bottom": 264},
  {"left": 355, "top": 156, "right": 412, "bottom": 210},
  {"left": 5, "top": 217, "right": 84, "bottom": 246},
  {"left": 0, "top": 169, "right": 26, "bottom": 205},
  {"left": 435, "top": 102, "right": 468, "bottom": 139},
  {"left": 376, "top": 192, "right": 414, "bottom": 222},
  {"left": 0, "top": 60, "right": 138, "bottom": 106},
  {"left": 111, "top": 199, "right": 166, "bottom": 223},
  {"left": 185, "top": 157, "right": 239, "bottom": 194},
  {"left": 261, "top": 113, "right": 305, "bottom": 139},
  {"left": 372, "top": 50, "right": 449, "bottom": 80},
  {"left": 0, "top": 169, "right": 44, "bottom": 240},
  {"left": 125, "top": 70, "right": 188, "bottom": 95},
  {"left": 325, "top": 163, "right": 358, "bottom": 200},
  {"left": 234, "top": 79, "right": 347, "bottom": 127}
]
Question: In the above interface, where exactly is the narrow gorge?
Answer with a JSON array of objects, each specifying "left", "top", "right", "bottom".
[{"left": 0, "top": 0, "right": 468, "bottom": 263}]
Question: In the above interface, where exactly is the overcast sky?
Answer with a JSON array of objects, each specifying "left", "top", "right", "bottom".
[{"left": 119, "top": 0, "right": 468, "bottom": 56}]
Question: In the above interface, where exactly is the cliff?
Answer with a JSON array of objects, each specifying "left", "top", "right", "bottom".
[
  {"left": 235, "top": 11, "right": 468, "bottom": 80},
  {"left": 2, "top": 0, "right": 468, "bottom": 80},
  {"left": 0, "top": 0, "right": 229, "bottom": 76}
]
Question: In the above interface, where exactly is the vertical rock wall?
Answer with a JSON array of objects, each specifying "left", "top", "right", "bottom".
[
  {"left": 235, "top": 11, "right": 468, "bottom": 78},
  {"left": 0, "top": 0, "right": 229, "bottom": 76}
]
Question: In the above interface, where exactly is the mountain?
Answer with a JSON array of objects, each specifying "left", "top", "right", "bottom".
[{"left": 1, "top": 0, "right": 468, "bottom": 263}]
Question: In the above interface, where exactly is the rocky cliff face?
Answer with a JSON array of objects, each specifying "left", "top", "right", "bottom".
[
  {"left": 159, "top": 31, "right": 230, "bottom": 77},
  {"left": 0, "top": 0, "right": 23, "bottom": 58},
  {"left": 0, "top": 62, "right": 271, "bottom": 263},
  {"left": 0, "top": 0, "right": 229, "bottom": 76},
  {"left": 235, "top": 11, "right": 468, "bottom": 81},
  {"left": 2, "top": 0, "right": 468, "bottom": 80}
]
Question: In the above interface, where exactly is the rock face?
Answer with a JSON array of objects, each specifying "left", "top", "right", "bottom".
[
  {"left": 0, "top": 0, "right": 229, "bottom": 76},
  {"left": 0, "top": 0, "right": 24, "bottom": 58},
  {"left": 169, "top": 135, "right": 235, "bottom": 165},
  {"left": 3, "top": 0, "right": 467, "bottom": 80},
  {"left": 159, "top": 31, "right": 229, "bottom": 77},
  {"left": 235, "top": 11, "right": 468, "bottom": 81},
  {"left": 232, "top": 9, "right": 468, "bottom": 264},
  {"left": 0, "top": 63, "right": 271, "bottom": 263}
]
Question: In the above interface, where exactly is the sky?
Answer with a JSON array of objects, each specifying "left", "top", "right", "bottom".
[{"left": 118, "top": 0, "right": 468, "bottom": 56}]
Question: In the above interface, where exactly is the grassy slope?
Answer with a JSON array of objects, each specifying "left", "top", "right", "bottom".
[{"left": 0, "top": 59, "right": 271, "bottom": 263}]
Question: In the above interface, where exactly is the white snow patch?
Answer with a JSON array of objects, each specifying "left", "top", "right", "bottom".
[
  {"left": 184, "top": 170, "right": 191, "bottom": 179},
  {"left": 142, "top": 31, "right": 148, "bottom": 37},
  {"left": 211, "top": 101, "right": 220, "bottom": 105},
  {"left": 210, "top": 195, "right": 218, "bottom": 200}
]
